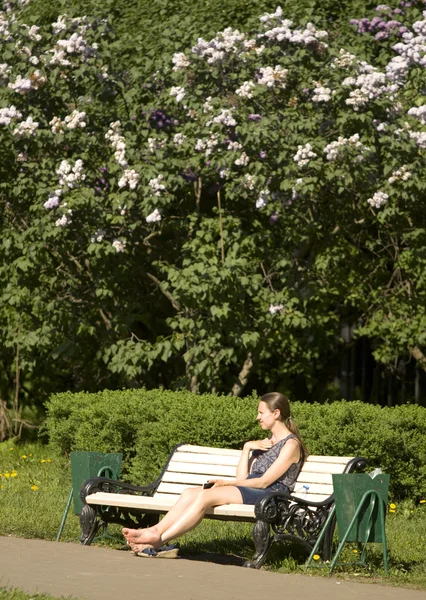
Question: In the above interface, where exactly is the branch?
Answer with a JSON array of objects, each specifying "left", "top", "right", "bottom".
[
  {"left": 229, "top": 352, "right": 254, "bottom": 397},
  {"left": 99, "top": 308, "right": 113, "bottom": 330},
  {"left": 146, "top": 272, "right": 181, "bottom": 311},
  {"left": 409, "top": 346, "right": 426, "bottom": 372}
]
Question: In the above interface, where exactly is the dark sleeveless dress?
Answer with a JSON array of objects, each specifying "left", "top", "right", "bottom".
[{"left": 235, "top": 434, "right": 303, "bottom": 505}]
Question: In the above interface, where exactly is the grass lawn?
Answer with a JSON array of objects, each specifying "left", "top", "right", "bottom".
[{"left": 0, "top": 441, "right": 425, "bottom": 592}]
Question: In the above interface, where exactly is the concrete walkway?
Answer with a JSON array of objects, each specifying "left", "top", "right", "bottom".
[{"left": 0, "top": 537, "right": 425, "bottom": 600}]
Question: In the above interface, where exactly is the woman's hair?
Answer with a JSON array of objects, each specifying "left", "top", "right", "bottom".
[{"left": 260, "top": 392, "right": 308, "bottom": 461}]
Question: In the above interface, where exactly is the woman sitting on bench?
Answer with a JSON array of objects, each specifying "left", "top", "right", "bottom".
[{"left": 123, "top": 392, "right": 307, "bottom": 556}]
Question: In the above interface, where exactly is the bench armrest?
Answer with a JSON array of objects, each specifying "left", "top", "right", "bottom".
[{"left": 80, "top": 476, "right": 157, "bottom": 505}]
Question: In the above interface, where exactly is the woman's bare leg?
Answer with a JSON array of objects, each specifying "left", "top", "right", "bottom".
[
  {"left": 160, "top": 486, "right": 242, "bottom": 543},
  {"left": 122, "top": 487, "right": 201, "bottom": 548},
  {"left": 123, "top": 486, "right": 243, "bottom": 550}
]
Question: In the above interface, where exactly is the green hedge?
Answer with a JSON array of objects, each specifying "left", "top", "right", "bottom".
[{"left": 43, "top": 390, "right": 426, "bottom": 500}]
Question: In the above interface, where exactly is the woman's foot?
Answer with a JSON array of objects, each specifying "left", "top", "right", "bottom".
[{"left": 122, "top": 526, "right": 162, "bottom": 547}]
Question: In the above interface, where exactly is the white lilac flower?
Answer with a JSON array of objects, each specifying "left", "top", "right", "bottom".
[
  {"left": 312, "top": 85, "right": 332, "bottom": 103},
  {"left": 256, "top": 189, "right": 270, "bottom": 208},
  {"left": 44, "top": 193, "right": 61, "bottom": 210},
  {"left": 118, "top": 169, "right": 140, "bottom": 190},
  {"left": 409, "top": 130, "right": 426, "bottom": 148},
  {"left": 8, "top": 71, "right": 46, "bottom": 94},
  {"left": 28, "top": 25, "right": 41, "bottom": 41},
  {"left": 323, "top": 134, "right": 370, "bottom": 161},
  {"left": 195, "top": 138, "right": 206, "bottom": 152},
  {"left": 212, "top": 109, "right": 237, "bottom": 127},
  {"left": 227, "top": 141, "right": 243, "bottom": 151},
  {"left": 29, "top": 56, "right": 40, "bottom": 65},
  {"left": 173, "top": 133, "right": 187, "bottom": 145},
  {"left": 269, "top": 304, "right": 284, "bottom": 314},
  {"left": 331, "top": 49, "right": 358, "bottom": 69},
  {"left": 293, "top": 143, "right": 317, "bottom": 166},
  {"left": 388, "top": 165, "right": 412, "bottom": 183},
  {"left": 407, "top": 105, "right": 426, "bottom": 125},
  {"left": 257, "top": 66, "right": 288, "bottom": 88},
  {"left": 367, "top": 191, "right": 389, "bottom": 209},
  {"left": 172, "top": 52, "right": 190, "bottom": 70},
  {"left": 170, "top": 86, "right": 186, "bottom": 103},
  {"left": 50, "top": 116, "right": 64, "bottom": 134},
  {"left": 105, "top": 121, "right": 127, "bottom": 166},
  {"left": 289, "top": 23, "right": 328, "bottom": 47},
  {"left": 236, "top": 81, "right": 256, "bottom": 98},
  {"left": 148, "top": 137, "right": 166, "bottom": 152},
  {"left": 203, "top": 97, "right": 214, "bottom": 113},
  {"left": 242, "top": 174, "right": 255, "bottom": 190},
  {"left": 0, "top": 105, "right": 22, "bottom": 125},
  {"left": 64, "top": 109, "right": 86, "bottom": 129},
  {"left": 0, "top": 63, "right": 11, "bottom": 79},
  {"left": 52, "top": 15, "right": 67, "bottom": 34},
  {"left": 149, "top": 175, "right": 166, "bottom": 196},
  {"left": 13, "top": 116, "right": 39, "bottom": 137},
  {"left": 112, "top": 239, "right": 126, "bottom": 252},
  {"left": 205, "top": 133, "right": 219, "bottom": 156},
  {"left": 192, "top": 28, "right": 247, "bottom": 64},
  {"left": 219, "top": 168, "right": 230, "bottom": 179},
  {"left": 235, "top": 152, "right": 249, "bottom": 166},
  {"left": 90, "top": 229, "right": 106, "bottom": 243},
  {"left": 146, "top": 208, "right": 162, "bottom": 223},
  {"left": 55, "top": 212, "right": 72, "bottom": 227},
  {"left": 56, "top": 159, "right": 85, "bottom": 188}
]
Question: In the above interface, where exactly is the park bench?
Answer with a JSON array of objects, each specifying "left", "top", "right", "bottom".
[{"left": 80, "top": 444, "right": 367, "bottom": 568}]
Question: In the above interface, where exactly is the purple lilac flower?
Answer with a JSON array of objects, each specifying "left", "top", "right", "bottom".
[
  {"left": 269, "top": 212, "right": 279, "bottom": 225},
  {"left": 375, "top": 31, "right": 389, "bottom": 40},
  {"left": 248, "top": 113, "right": 262, "bottom": 122},
  {"left": 44, "top": 194, "right": 60, "bottom": 210},
  {"left": 260, "top": 151, "right": 267, "bottom": 159}
]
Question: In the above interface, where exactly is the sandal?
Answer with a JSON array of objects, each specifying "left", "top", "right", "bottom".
[{"left": 134, "top": 544, "right": 179, "bottom": 559}]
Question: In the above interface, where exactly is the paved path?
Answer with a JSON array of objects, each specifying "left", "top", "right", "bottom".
[{"left": 0, "top": 537, "right": 425, "bottom": 600}]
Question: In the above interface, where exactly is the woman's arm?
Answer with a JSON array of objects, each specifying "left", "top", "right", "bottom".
[
  {"left": 232, "top": 438, "right": 301, "bottom": 490},
  {"left": 235, "top": 439, "right": 273, "bottom": 480}
]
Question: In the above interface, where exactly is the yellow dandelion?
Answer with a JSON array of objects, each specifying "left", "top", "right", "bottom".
[
  {"left": 11, "top": 471, "right": 17, "bottom": 478},
  {"left": 4, "top": 473, "right": 10, "bottom": 479},
  {"left": 31, "top": 485, "right": 38, "bottom": 491},
  {"left": 419, "top": 500, "right": 426, "bottom": 504},
  {"left": 352, "top": 549, "right": 359, "bottom": 554},
  {"left": 29, "top": 453, "right": 33, "bottom": 457},
  {"left": 47, "top": 459, "right": 52, "bottom": 463},
  {"left": 389, "top": 503, "right": 396, "bottom": 509},
  {"left": 313, "top": 554, "right": 320, "bottom": 561},
  {"left": 9, "top": 447, "right": 14, "bottom": 451},
  {"left": 40, "top": 459, "right": 46, "bottom": 464},
  {"left": 0, "top": 474, "right": 2, "bottom": 478},
  {"left": 389, "top": 509, "right": 396, "bottom": 513},
  {"left": 21, "top": 455, "right": 27, "bottom": 460}
]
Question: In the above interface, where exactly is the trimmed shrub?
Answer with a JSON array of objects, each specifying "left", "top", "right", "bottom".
[{"left": 43, "top": 390, "right": 426, "bottom": 499}]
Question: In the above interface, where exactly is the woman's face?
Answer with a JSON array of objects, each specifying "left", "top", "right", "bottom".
[{"left": 256, "top": 401, "right": 278, "bottom": 430}]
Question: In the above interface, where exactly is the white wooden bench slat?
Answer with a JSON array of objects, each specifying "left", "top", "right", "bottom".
[
  {"left": 306, "top": 454, "right": 354, "bottom": 466},
  {"left": 300, "top": 462, "right": 351, "bottom": 474},
  {"left": 172, "top": 452, "right": 241, "bottom": 467},
  {"left": 86, "top": 492, "right": 256, "bottom": 518},
  {"left": 296, "top": 472, "right": 333, "bottom": 484},
  {"left": 167, "top": 461, "right": 237, "bottom": 477},
  {"left": 178, "top": 445, "right": 243, "bottom": 456},
  {"left": 157, "top": 481, "right": 335, "bottom": 496},
  {"left": 162, "top": 472, "right": 235, "bottom": 485}
]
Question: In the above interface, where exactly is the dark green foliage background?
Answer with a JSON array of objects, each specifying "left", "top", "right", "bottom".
[{"left": 44, "top": 391, "right": 426, "bottom": 500}]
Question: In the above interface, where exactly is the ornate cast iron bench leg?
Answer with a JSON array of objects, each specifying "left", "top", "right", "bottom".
[
  {"left": 80, "top": 504, "right": 103, "bottom": 545},
  {"left": 244, "top": 519, "right": 272, "bottom": 568}
]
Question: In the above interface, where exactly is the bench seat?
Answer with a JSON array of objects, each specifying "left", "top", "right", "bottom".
[{"left": 80, "top": 443, "right": 367, "bottom": 567}]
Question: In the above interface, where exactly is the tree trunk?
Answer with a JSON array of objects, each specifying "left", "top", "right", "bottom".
[{"left": 229, "top": 353, "right": 253, "bottom": 397}]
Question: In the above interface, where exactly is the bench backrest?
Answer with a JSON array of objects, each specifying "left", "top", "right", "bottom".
[{"left": 154, "top": 444, "right": 356, "bottom": 504}]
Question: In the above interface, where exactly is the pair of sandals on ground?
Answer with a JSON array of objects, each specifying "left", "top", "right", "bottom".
[{"left": 126, "top": 538, "right": 179, "bottom": 559}]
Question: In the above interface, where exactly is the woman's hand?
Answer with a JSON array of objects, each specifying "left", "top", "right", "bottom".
[{"left": 243, "top": 438, "right": 274, "bottom": 452}]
